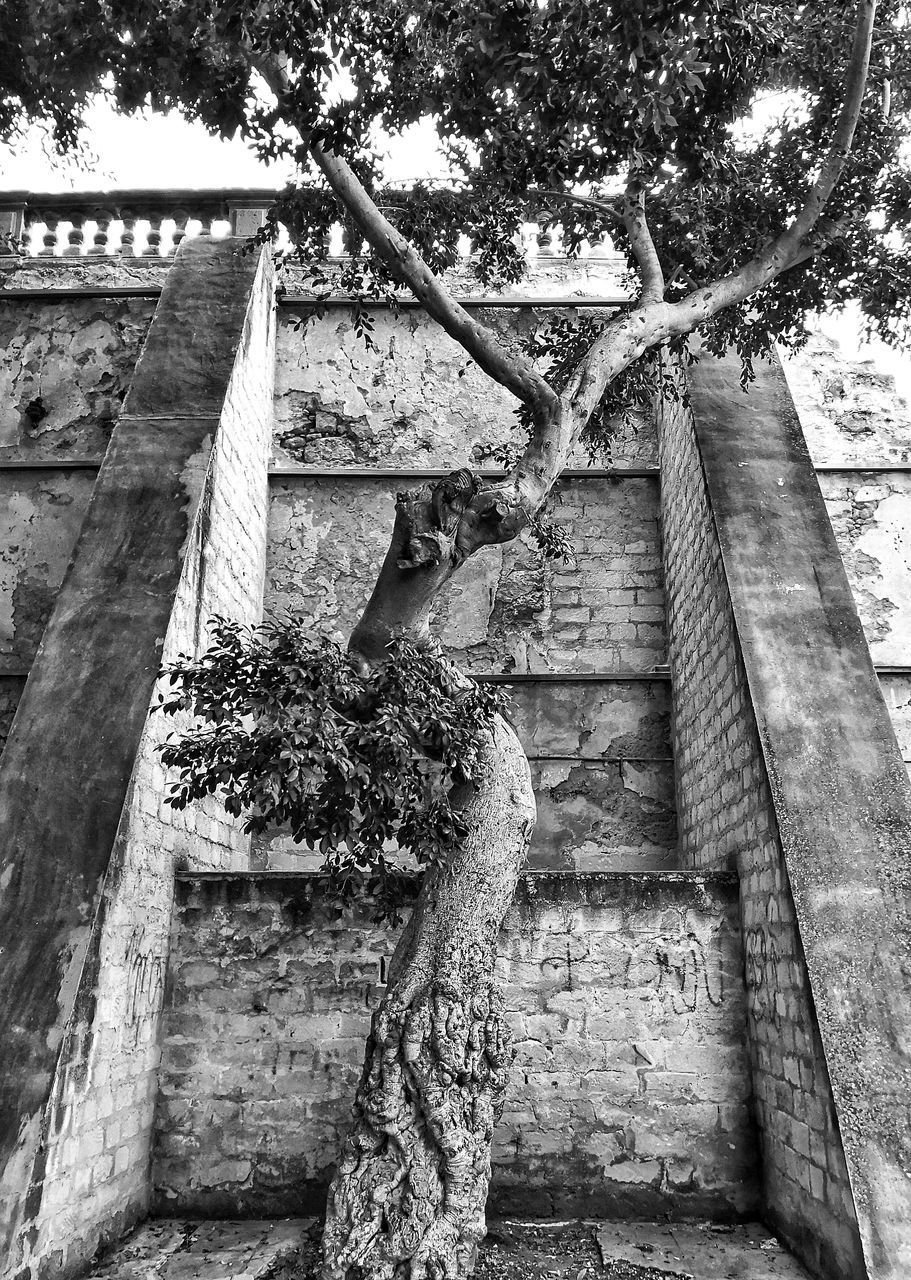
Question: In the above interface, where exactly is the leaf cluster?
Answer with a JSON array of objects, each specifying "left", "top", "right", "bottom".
[{"left": 158, "top": 618, "right": 507, "bottom": 920}]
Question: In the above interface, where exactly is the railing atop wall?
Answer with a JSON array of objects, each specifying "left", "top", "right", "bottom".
[
  {"left": 0, "top": 188, "right": 274, "bottom": 258},
  {"left": 0, "top": 187, "right": 620, "bottom": 261}
]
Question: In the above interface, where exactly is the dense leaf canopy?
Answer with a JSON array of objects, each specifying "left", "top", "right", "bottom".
[{"left": 4, "top": 1, "right": 911, "bottom": 352}]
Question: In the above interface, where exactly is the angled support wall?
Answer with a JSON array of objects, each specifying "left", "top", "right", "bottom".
[
  {"left": 662, "top": 348, "right": 911, "bottom": 1280},
  {"left": 0, "top": 238, "right": 274, "bottom": 1278}
]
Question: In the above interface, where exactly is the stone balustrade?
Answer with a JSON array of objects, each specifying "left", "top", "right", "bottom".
[{"left": 0, "top": 187, "right": 619, "bottom": 260}]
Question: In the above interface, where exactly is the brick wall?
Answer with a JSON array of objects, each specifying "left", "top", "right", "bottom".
[
  {"left": 265, "top": 289, "right": 675, "bottom": 872},
  {"left": 11, "top": 249, "right": 275, "bottom": 1280},
  {"left": 657, "top": 373, "right": 862, "bottom": 1280},
  {"left": 153, "top": 871, "right": 758, "bottom": 1222},
  {"left": 266, "top": 474, "right": 665, "bottom": 675}
]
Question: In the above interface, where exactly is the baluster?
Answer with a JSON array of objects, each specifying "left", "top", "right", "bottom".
[
  {"left": 88, "top": 209, "right": 112, "bottom": 255},
  {"left": 536, "top": 214, "right": 554, "bottom": 257},
  {"left": 38, "top": 214, "right": 60, "bottom": 256},
  {"left": 119, "top": 210, "right": 137, "bottom": 257},
  {"left": 197, "top": 212, "right": 213, "bottom": 237},
  {"left": 594, "top": 230, "right": 614, "bottom": 257},
  {"left": 341, "top": 223, "right": 362, "bottom": 256},
  {"left": 517, "top": 223, "right": 536, "bottom": 258},
  {"left": 142, "top": 213, "right": 163, "bottom": 257},
  {"left": 63, "top": 213, "right": 86, "bottom": 256},
  {"left": 171, "top": 209, "right": 189, "bottom": 255}
]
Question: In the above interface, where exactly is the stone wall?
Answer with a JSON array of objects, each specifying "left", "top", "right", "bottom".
[
  {"left": 1, "top": 244, "right": 275, "bottom": 1280},
  {"left": 0, "top": 294, "right": 155, "bottom": 461},
  {"left": 263, "top": 287, "right": 674, "bottom": 872},
  {"left": 274, "top": 304, "right": 653, "bottom": 470},
  {"left": 0, "top": 468, "right": 96, "bottom": 670},
  {"left": 657, "top": 369, "right": 862, "bottom": 1280},
  {"left": 781, "top": 330, "right": 911, "bottom": 786},
  {"left": 153, "top": 871, "right": 758, "bottom": 1222},
  {"left": 266, "top": 476, "right": 664, "bottom": 675}
]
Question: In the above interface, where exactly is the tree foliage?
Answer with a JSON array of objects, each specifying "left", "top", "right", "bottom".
[
  {"left": 158, "top": 619, "right": 506, "bottom": 918},
  {"left": 4, "top": 1, "right": 910, "bottom": 353}
]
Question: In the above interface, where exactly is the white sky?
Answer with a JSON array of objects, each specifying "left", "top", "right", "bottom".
[
  {"left": 0, "top": 99, "right": 448, "bottom": 190},
  {"left": 1, "top": 98, "right": 909, "bottom": 403}
]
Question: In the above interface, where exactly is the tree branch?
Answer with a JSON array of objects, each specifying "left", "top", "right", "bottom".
[
  {"left": 524, "top": 188, "right": 623, "bottom": 223},
  {"left": 622, "top": 187, "right": 665, "bottom": 305},
  {"left": 666, "top": 0, "right": 877, "bottom": 335}
]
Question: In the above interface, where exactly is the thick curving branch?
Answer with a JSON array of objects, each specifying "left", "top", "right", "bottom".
[
  {"left": 666, "top": 0, "right": 877, "bottom": 335},
  {"left": 622, "top": 187, "right": 665, "bottom": 306}
]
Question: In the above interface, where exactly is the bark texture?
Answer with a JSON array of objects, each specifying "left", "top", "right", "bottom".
[{"left": 322, "top": 714, "right": 535, "bottom": 1280}]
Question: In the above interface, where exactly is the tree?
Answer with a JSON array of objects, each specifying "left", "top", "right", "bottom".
[{"left": 4, "top": 2, "right": 911, "bottom": 1278}]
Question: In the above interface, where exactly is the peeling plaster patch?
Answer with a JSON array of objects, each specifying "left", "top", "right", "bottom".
[
  {"left": 266, "top": 475, "right": 666, "bottom": 674},
  {"left": 0, "top": 297, "right": 154, "bottom": 460},
  {"left": 820, "top": 474, "right": 911, "bottom": 665},
  {"left": 274, "top": 307, "right": 659, "bottom": 469},
  {"left": 780, "top": 332, "right": 911, "bottom": 467},
  {"left": 0, "top": 473, "right": 95, "bottom": 664},
  {"left": 507, "top": 680, "right": 671, "bottom": 757}
]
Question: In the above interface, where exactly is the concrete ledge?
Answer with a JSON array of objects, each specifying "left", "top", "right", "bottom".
[{"left": 0, "top": 239, "right": 267, "bottom": 1271}]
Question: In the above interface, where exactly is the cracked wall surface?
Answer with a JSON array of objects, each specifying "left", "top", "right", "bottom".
[
  {"left": 153, "top": 871, "right": 758, "bottom": 1222},
  {"left": 818, "top": 473, "right": 911, "bottom": 668},
  {"left": 780, "top": 331, "right": 911, "bottom": 467},
  {"left": 274, "top": 306, "right": 655, "bottom": 470},
  {"left": 0, "top": 470, "right": 96, "bottom": 668},
  {"left": 0, "top": 297, "right": 155, "bottom": 461},
  {"left": 266, "top": 475, "right": 665, "bottom": 674}
]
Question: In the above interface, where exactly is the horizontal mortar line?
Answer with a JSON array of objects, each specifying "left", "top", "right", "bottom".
[
  {"left": 269, "top": 466, "right": 659, "bottom": 480},
  {"left": 478, "top": 671, "right": 671, "bottom": 683},
  {"left": 526, "top": 754, "right": 672, "bottom": 763},
  {"left": 875, "top": 666, "right": 911, "bottom": 676},
  {"left": 174, "top": 867, "right": 739, "bottom": 884},
  {"left": 0, "top": 668, "right": 29, "bottom": 678},
  {"left": 0, "top": 458, "right": 102, "bottom": 470},
  {"left": 117, "top": 413, "right": 222, "bottom": 421},
  {"left": 0, "top": 286, "right": 163, "bottom": 300},
  {"left": 277, "top": 294, "right": 626, "bottom": 309},
  {"left": 815, "top": 463, "right": 911, "bottom": 472}
]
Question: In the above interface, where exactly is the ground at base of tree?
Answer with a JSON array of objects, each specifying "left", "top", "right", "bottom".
[{"left": 84, "top": 1217, "right": 811, "bottom": 1280}]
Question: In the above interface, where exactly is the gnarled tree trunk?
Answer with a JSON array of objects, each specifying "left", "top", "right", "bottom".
[
  {"left": 322, "top": 714, "right": 534, "bottom": 1280},
  {"left": 320, "top": 476, "right": 536, "bottom": 1280}
]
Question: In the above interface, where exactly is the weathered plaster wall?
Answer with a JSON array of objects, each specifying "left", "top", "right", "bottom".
[
  {"left": 658, "top": 367, "right": 862, "bottom": 1280},
  {"left": 266, "top": 475, "right": 665, "bottom": 674},
  {"left": 268, "top": 283, "right": 672, "bottom": 873},
  {"left": 256, "top": 676, "right": 676, "bottom": 873},
  {"left": 0, "top": 242, "right": 275, "bottom": 1280},
  {"left": 153, "top": 871, "right": 758, "bottom": 1222},
  {"left": 0, "top": 469, "right": 96, "bottom": 669},
  {"left": 780, "top": 331, "right": 911, "bottom": 467},
  {"left": 0, "top": 296, "right": 154, "bottom": 461},
  {"left": 817, "top": 472, "right": 911, "bottom": 668},
  {"left": 275, "top": 305, "right": 653, "bottom": 469},
  {"left": 264, "top": 468, "right": 671, "bottom": 869}
]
